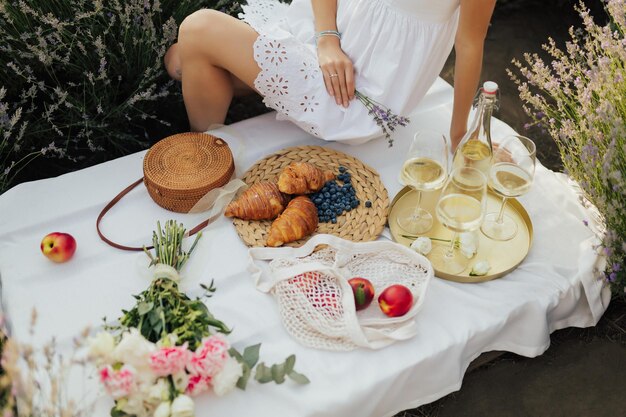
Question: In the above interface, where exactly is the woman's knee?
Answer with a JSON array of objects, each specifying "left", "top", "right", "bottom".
[{"left": 178, "top": 9, "right": 226, "bottom": 49}]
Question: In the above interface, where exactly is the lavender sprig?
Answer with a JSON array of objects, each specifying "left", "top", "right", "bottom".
[{"left": 355, "top": 91, "right": 410, "bottom": 147}]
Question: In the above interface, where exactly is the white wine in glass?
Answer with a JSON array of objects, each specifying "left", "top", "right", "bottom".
[
  {"left": 397, "top": 131, "right": 449, "bottom": 235},
  {"left": 481, "top": 135, "right": 536, "bottom": 241},
  {"left": 430, "top": 167, "right": 487, "bottom": 275}
]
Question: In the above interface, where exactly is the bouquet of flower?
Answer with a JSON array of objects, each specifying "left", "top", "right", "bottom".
[
  {"left": 508, "top": 0, "right": 626, "bottom": 296},
  {"left": 90, "top": 221, "right": 308, "bottom": 417}
]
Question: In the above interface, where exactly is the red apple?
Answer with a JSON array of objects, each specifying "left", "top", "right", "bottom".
[
  {"left": 291, "top": 272, "right": 339, "bottom": 310},
  {"left": 40, "top": 232, "right": 76, "bottom": 263},
  {"left": 378, "top": 284, "right": 413, "bottom": 317},
  {"left": 348, "top": 277, "right": 375, "bottom": 311}
]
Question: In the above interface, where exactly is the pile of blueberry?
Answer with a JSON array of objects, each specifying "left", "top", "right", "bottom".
[{"left": 310, "top": 166, "right": 361, "bottom": 224}]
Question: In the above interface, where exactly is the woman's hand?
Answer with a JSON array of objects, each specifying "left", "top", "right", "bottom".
[{"left": 316, "top": 36, "right": 355, "bottom": 108}]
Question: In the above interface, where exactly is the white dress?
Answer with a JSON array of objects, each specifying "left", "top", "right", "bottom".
[{"left": 240, "top": 0, "right": 460, "bottom": 145}]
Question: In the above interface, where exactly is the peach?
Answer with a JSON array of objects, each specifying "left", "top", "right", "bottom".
[{"left": 40, "top": 232, "right": 77, "bottom": 263}]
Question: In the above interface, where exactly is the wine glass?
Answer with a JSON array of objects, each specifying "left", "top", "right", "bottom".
[
  {"left": 430, "top": 167, "right": 488, "bottom": 274},
  {"left": 396, "top": 130, "right": 450, "bottom": 235},
  {"left": 481, "top": 135, "right": 536, "bottom": 241}
]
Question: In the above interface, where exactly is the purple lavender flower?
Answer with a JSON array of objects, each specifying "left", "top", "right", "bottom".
[{"left": 355, "top": 90, "right": 409, "bottom": 147}]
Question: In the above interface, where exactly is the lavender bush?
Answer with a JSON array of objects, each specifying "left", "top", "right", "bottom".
[
  {"left": 0, "top": 0, "right": 243, "bottom": 194},
  {"left": 509, "top": 0, "right": 626, "bottom": 296}
]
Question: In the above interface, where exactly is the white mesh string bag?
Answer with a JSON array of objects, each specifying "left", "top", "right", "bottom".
[{"left": 249, "top": 234, "right": 434, "bottom": 351}]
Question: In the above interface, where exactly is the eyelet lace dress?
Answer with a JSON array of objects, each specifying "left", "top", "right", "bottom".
[{"left": 239, "top": 0, "right": 460, "bottom": 145}]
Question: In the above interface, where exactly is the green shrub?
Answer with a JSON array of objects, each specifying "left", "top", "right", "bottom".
[{"left": 0, "top": 0, "right": 243, "bottom": 194}]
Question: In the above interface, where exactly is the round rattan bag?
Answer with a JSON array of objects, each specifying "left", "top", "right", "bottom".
[{"left": 143, "top": 132, "right": 234, "bottom": 213}]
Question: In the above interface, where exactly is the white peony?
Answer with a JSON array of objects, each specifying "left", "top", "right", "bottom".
[
  {"left": 212, "top": 357, "right": 243, "bottom": 397},
  {"left": 171, "top": 394, "right": 195, "bottom": 417},
  {"left": 470, "top": 260, "right": 491, "bottom": 276},
  {"left": 113, "top": 329, "right": 156, "bottom": 373},
  {"left": 88, "top": 332, "right": 115, "bottom": 363},
  {"left": 172, "top": 371, "right": 190, "bottom": 393},
  {"left": 410, "top": 237, "right": 432, "bottom": 256},
  {"left": 147, "top": 378, "right": 170, "bottom": 404},
  {"left": 154, "top": 401, "right": 172, "bottom": 417},
  {"left": 119, "top": 394, "right": 149, "bottom": 417},
  {"left": 458, "top": 231, "right": 478, "bottom": 259}
]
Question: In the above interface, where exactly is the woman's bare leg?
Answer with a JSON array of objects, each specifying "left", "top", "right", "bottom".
[{"left": 176, "top": 10, "right": 261, "bottom": 131}]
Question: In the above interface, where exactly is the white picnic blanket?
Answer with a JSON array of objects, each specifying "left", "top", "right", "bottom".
[{"left": 0, "top": 78, "right": 610, "bottom": 417}]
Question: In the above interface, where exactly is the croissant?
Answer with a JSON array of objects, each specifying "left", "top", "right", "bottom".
[
  {"left": 277, "top": 162, "right": 335, "bottom": 195},
  {"left": 224, "top": 182, "right": 290, "bottom": 220},
  {"left": 266, "top": 196, "right": 318, "bottom": 247}
]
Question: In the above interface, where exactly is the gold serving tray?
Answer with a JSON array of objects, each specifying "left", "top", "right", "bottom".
[{"left": 388, "top": 186, "right": 533, "bottom": 283}]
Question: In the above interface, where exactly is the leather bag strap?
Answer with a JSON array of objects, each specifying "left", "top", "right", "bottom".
[{"left": 96, "top": 178, "right": 218, "bottom": 251}]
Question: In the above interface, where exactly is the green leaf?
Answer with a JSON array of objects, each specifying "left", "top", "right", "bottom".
[
  {"left": 110, "top": 407, "right": 129, "bottom": 417},
  {"left": 242, "top": 344, "right": 261, "bottom": 369},
  {"left": 271, "top": 363, "right": 286, "bottom": 384},
  {"left": 228, "top": 347, "right": 244, "bottom": 362},
  {"left": 137, "top": 301, "right": 154, "bottom": 316},
  {"left": 254, "top": 362, "right": 274, "bottom": 384},
  {"left": 288, "top": 370, "right": 311, "bottom": 385},
  {"left": 284, "top": 354, "right": 296, "bottom": 374},
  {"left": 236, "top": 363, "right": 251, "bottom": 390}
]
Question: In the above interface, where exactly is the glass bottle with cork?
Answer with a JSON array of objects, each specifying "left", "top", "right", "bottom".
[{"left": 452, "top": 81, "right": 499, "bottom": 177}]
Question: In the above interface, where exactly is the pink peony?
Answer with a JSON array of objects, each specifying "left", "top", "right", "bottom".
[
  {"left": 186, "top": 334, "right": 230, "bottom": 379},
  {"left": 185, "top": 374, "right": 210, "bottom": 397},
  {"left": 150, "top": 344, "right": 190, "bottom": 377},
  {"left": 99, "top": 365, "right": 136, "bottom": 399}
]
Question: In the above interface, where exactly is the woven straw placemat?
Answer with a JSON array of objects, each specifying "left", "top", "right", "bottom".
[{"left": 233, "top": 146, "right": 389, "bottom": 247}]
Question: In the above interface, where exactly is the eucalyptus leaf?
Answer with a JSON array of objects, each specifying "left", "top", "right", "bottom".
[
  {"left": 236, "top": 363, "right": 251, "bottom": 390},
  {"left": 243, "top": 344, "right": 261, "bottom": 369},
  {"left": 288, "top": 370, "right": 311, "bottom": 385},
  {"left": 284, "top": 354, "right": 296, "bottom": 374},
  {"left": 271, "top": 363, "right": 286, "bottom": 384},
  {"left": 228, "top": 347, "right": 244, "bottom": 363},
  {"left": 254, "top": 363, "right": 274, "bottom": 384}
]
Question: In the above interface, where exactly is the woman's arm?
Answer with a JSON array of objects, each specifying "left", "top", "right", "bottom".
[
  {"left": 450, "top": 0, "right": 497, "bottom": 151},
  {"left": 311, "top": 0, "right": 354, "bottom": 107}
]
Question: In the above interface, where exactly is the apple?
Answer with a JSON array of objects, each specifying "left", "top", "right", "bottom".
[
  {"left": 348, "top": 277, "right": 375, "bottom": 311},
  {"left": 291, "top": 272, "right": 339, "bottom": 310},
  {"left": 378, "top": 284, "right": 413, "bottom": 317},
  {"left": 40, "top": 232, "right": 76, "bottom": 263}
]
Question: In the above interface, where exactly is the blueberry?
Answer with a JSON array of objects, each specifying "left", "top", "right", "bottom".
[
  {"left": 321, "top": 203, "right": 328, "bottom": 210},
  {"left": 339, "top": 166, "right": 346, "bottom": 173},
  {"left": 365, "top": 200, "right": 372, "bottom": 208},
  {"left": 331, "top": 217, "right": 337, "bottom": 224},
  {"left": 324, "top": 192, "right": 330, "bottom": 198}
]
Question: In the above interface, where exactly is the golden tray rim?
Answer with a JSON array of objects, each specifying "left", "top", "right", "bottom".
[{"left": 388, "top": 186, "right": 534, "bottom": 283}]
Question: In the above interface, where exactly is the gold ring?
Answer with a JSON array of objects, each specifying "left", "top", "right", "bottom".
[{"left": 329, "top": 74, "right": 339, "bottom": 78}]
